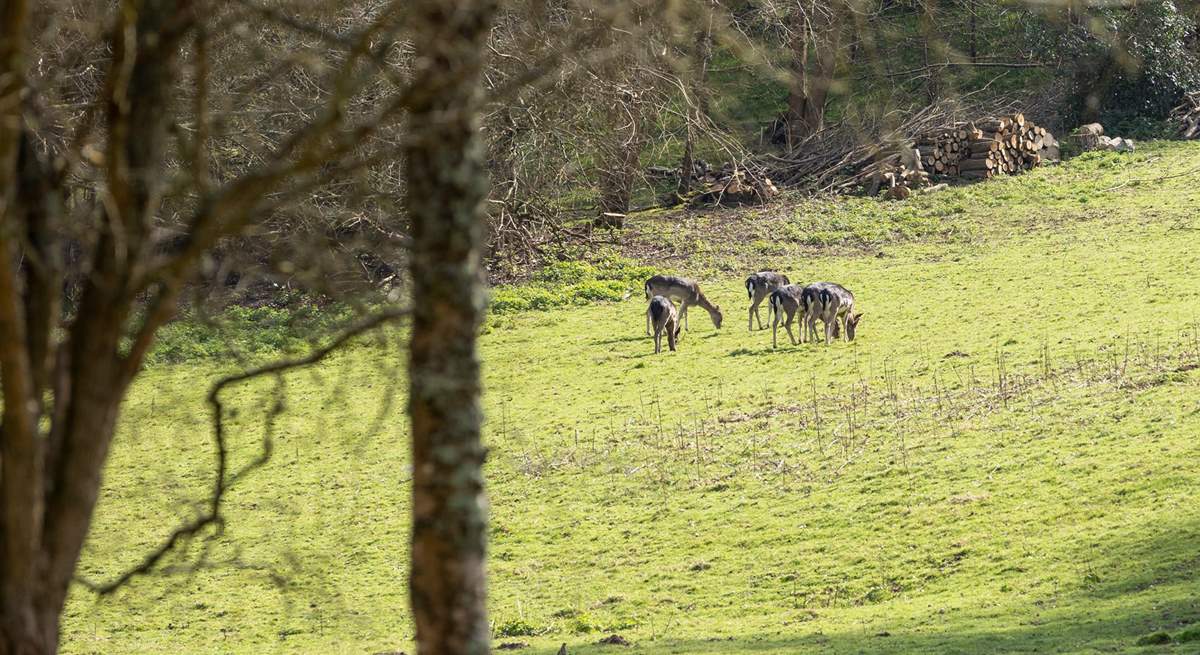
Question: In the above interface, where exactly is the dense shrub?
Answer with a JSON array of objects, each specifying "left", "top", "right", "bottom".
[
  {"left": 145, "top": 303, "right": 353, "bottom": 365},
  {"left": 1027, "top": 0, "right": 1200, "bottom": 126}
]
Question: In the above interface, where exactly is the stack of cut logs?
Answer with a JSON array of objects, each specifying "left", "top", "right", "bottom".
[
  {"left": 916, "top": 113, "right": 1057, "bottom": 181},
  {"left": 1170, "top": 92, "right": 1200, "bottom": 139},
  {"left": 867, "top": 160, "right": 930, "bottom": 199}
]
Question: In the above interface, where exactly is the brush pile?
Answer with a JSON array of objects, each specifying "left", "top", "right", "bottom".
[
  {"left": 914, "top": 113, "right": 1059, "bottom": 181},
  {"left": 1170, "top": 92, "right": 1200, "bottom": 139},
  {"left": 646, "top": 160, "right": 780, "bottom": 206},
  {"left": 690, "top": 164, "right": 780, "bottom": 206}
]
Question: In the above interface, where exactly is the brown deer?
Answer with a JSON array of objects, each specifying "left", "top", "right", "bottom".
[
  {"left": 644, "top": 274, "right": 723, "bottom": 333},
  {"left": 802, "top": 282, "right": 864, "bottom": 344},
  {"left": 647, "top": 295, "right": 681, "bottom": 353},
  {"left": 767, "top": 284, "right": 806, "bottom": 348},
  {"left": 745, "top": 271, "right": 790, "bottom": 331}
]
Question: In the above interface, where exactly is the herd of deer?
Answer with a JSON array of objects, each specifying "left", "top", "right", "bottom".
[{"left": 643, "top": 273, "right": 864, "bottom": 354}]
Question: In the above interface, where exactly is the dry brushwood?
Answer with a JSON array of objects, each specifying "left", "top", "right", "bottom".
[
  {"left": 1171, "top": 92, "right": 1200, "bottom": 140},
  {"left": 689, "top": 164, "right": 780, "bottom": 206}
]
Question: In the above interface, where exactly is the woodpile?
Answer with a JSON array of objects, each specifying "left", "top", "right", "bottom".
[
  {"left": 861, "top": 112, "right": 1058, "bottom": 197},
  {"left": 1170, "top": 92, "right": 1200, "bottom": 139},
  {"left": 1072, "top": 123, "right": 1136, "bottom": 152},
  {"left": 865, "top": 155, "right": 930, "bottom": 199},
  {"left": 690, "top": 165, "right": 779, "bottom": 206},
  {"left": 913, "top": 113, "right": 1058, "bottom": 182},
  {"left": 646, "top": 160, "right": 779, "bottom": 206}
]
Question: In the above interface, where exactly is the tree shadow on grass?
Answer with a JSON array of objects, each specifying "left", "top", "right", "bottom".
[
  {"left": 727, "top": 345, "right": 802, "bottom": 357},
  {"left": 595, "top": 335, "right": 651, "bottom": 346},
  {"left": 524, "top": 521, "right": 1200, "bottom": 654},
  {"left": 524, "top": 595, "right": 1200, "bottom": 655}
]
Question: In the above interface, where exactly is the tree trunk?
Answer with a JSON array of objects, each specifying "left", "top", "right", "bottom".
[
  {"left": 594, "top": 13, "right": 648, "bottom": 219},
  {"left": 786, "top": 0, "right": 841, "bottom": 145},
  {"left": 596, "top": 87, "right": 643, "bottom": 218},
  {"left": 679, "top": 19, "right": 713, "bottom": 197},
  {"left": 1, "top": 1, "right": 192, "bottom": 652},
  {"left": 405, "top": 1, "right": 495, "bottom": 654},
  {"left": 918, "top": 0, "right": 943, "bottom": 104},
  {"left": 597, "top": 135, "right": 639, "bottom": 216},
  {"left": 969, "top": 0, "right": 977, "bottom": 62}
]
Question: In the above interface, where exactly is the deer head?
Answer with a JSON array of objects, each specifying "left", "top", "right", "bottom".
[{"left": 846, "top": 313, "right": 864, "bottom": 341}]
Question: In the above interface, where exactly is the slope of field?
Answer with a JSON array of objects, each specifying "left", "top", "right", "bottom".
[{"left": 64, "top": 144, "right": 1200, "bottom": 654}]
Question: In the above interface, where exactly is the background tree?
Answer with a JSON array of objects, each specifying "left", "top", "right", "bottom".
[{"left": 784, "top": 0, "right": 846, "bottom": 145}]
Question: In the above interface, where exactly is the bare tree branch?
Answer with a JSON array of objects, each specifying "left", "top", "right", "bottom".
[{"left": 77, "top": 307, "right": 407, "bottom": 595}]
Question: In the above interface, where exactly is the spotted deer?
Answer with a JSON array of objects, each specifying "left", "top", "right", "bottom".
[
  {"left": 745, "top": 271, "right": 790, "bottom": 331},
  {"left": 644, "top": 275, "right": 723, "bottom": 333},
  {"left": 646, "top": 296, "right": 681, "bottom": 353},
  {"left": 767, "top": 284, "right": 806, "bottom": 348},
  {"left": 802, "top": 282, "right": 864, "bottom": 345}
]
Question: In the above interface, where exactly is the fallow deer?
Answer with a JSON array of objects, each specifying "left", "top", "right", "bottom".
[
  {"left": 644, "top": 275, "right": 723, "bottom": 333},
  {"left": 745, "top": 271, "right": 790, "bottom": 331},
  {"left": 802, "top": 282, "right": 863, "bottom": 345},
  {"left": 767, "top": 284, "right": 806, "bottom": 348},
  {"left": 647, "top": 295, "right": 681, "bottom": 353}
]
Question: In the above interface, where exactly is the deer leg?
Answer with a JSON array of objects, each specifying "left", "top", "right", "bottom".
[
  {"left": 771, "top": 307, "right": 780, "bottom": 349},
  {"left": 784, "top": 310, "right": 799, "bottom": 345},
  {"left": 824, "top": 317, "right": 833, "bottom": 346},
  {"left": 748, "top": 300, "right": 758, "bottom": 331},
  {"left": 654, "top": 325, "right": 662, "bottom": 353},
  {"left": 681, "top": 303, "right": 689, "bottom": 331},
  {"left": 667, "top": 319, "right": 677, "bottom": 351}
]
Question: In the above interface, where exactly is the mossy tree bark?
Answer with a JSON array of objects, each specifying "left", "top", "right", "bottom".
[
  {"left": 405, "top": 1, "right": 496, "bottom": 654},
  {"left": 1, "top": 2, "right": 193, "bottom": 652}
]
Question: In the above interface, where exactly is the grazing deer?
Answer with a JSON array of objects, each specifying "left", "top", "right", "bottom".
[
  {"left": 767, "top": 284, "right": 806, "bottom": 348},
  {"left": 802, "top": 282, "right": 864, "bottom": 345},
  {"left": 745, "top": 271, "right": 790, "bottom": 331},
  {"left": 647, "top": 295, "right": 681, "bottom": 353},
  {"left": 644, "top": 274, "right": 723, "bottom": 333}
]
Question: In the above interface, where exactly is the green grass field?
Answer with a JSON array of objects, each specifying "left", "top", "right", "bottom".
[{"left": 65, "top": 143, "right": 1200, "bottom": 654}]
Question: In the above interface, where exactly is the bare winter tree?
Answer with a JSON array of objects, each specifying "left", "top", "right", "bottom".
[
  {"left": 0, "top": 0, "right": 492, "bottom": 652},
  {"left": 784, "top": 0, "right": 846, "bottom": 145}
]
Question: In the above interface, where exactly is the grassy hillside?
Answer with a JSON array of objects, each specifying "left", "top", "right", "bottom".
[{"left": 65, "top": 143, "right": 1200, "bottom": 654}]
